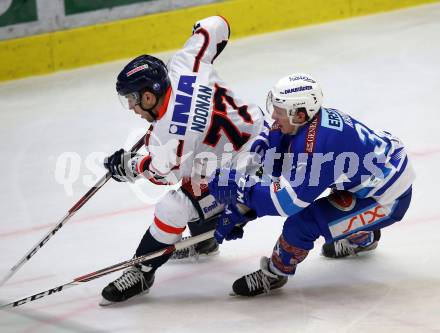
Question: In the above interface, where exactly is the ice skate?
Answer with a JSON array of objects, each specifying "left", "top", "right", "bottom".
[
  {"left": 231, "top": 257, "right": 288, "bottom": 297},
  {"left": 321, "top": 230, "right": 381, "bottom": 258},
  {"left": 100, "top": 265, "right": 155, "bottom": 306}
]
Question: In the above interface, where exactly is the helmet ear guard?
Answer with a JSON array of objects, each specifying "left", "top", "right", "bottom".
[{"left": 288, "top": 107, "right": 308, "bottom": 122}]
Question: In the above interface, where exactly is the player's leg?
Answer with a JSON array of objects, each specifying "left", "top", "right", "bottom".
[
  {"left": 231, "top": 186, "right": 413, "bottom": 296},
  {"left": 321, "top": 187, "right": 412, "bottom": 258},
  {"left": 170, "top": 179, "right": 224, "bottom": 260},
  {"left": 101, "top": 188, "right": 200, "bottom": 304},
  {"left": 171, "top": 216, "right": 220, "bottom": 260},
  {"left": 232, "top": 208, "right": 320, "bottom": 296}
]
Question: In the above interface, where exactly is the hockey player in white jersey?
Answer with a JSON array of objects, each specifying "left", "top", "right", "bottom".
[{"left": 101, "top": 16, "right": 265, "bottom": 304}]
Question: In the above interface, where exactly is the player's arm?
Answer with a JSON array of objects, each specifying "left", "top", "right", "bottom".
[
  {"left": 208, "top": 167, "right": 308, "bottom": 218},
  {"left": 247, "top": 175, "right": 310, "bottom": 217},
  {"left": 248, "top": 146, "right": 338, "bottom": 217},
  {"left": 209, "top": 148, "right": 335, "bottom": 218},
  {"left": 104, "top": 135, "right": 184, "bottom": 185},
  {"left": 103, "top": 149, "right": 170, "bottom": 185},
  {"left": 181, "top": 16, "right": 230, "bottom": 71},
  {"left": 131, "top": 154, "right": 173, "bottom": 185},
  {"left": 140, "top": 136, "right": 186, "bottom": 185},
  {"left": 249, "top": 120, "right": 271, "bottom": 163}
]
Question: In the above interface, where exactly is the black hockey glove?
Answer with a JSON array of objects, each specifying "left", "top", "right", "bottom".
[{"left": 104, "top": 148, "right": 138, "bottom": 182}]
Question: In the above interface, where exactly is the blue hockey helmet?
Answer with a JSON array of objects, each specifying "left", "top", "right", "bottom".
[{"left": 116, "top": 55, "right": 170, "bottom": 98}]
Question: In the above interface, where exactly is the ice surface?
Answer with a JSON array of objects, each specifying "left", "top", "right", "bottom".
[{"left": 0, "top": 4, "right": 439, "bottom": 332}]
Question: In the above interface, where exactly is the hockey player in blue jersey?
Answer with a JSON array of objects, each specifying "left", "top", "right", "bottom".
[{"left": 208, "top": 73, "right": 415, "bottom": 297}]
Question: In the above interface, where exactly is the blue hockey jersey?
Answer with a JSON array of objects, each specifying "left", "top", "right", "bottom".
[{"left": 248, "top": 108, "right": 415, "bottom": 217}]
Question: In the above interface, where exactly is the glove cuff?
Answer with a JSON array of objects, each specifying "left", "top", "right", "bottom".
[
  {"left": 124, "top": 154, "right": 143, "bottom": 182},
  {"left": 131, "top": 154, "right": 166, "bottom": 184}
]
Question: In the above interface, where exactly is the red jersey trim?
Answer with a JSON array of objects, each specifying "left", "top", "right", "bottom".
[
  {"left": 137, "top": 155, "right": 151, "bottom": 174},
  {"left": 156, "top": 86, "right": 172, "bottom": 120},
  {"left": 145, "top": 124, "right": 154, "bottom": 146},
  {"left": 170, "top": 140, "right": 184, "bottom": 171}
]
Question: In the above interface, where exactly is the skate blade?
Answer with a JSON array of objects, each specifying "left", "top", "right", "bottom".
[
  {"left": 99, "top": 298, "right": 115, "bottom": 306},
  {"left": 229, "top": 291, "right": 237, "bottom": 296},
  {"left": 99, "top": 289, "right": 150, "bottom": 307}
]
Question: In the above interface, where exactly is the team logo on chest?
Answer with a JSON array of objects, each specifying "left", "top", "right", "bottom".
[{"left": 169, "top": 75, "right": 196, "bottom": 136}]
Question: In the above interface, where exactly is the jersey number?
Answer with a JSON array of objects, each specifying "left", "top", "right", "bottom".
[
  {"left": 203, "top": 84, "right": 253, "bottom": 151},
  {"left": 355, "top": 123, "right": 388, "bottom": 155}
]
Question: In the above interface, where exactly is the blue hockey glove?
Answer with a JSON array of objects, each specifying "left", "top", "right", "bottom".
[
  {"left": 104, "top": 149, "right": 138, "bottom": 182},
  {"left": 208, "top": 169, "right": 251, "bottom": 206},
  {"left": 214, "top": 205, "right": 257, "bottom": 244}
]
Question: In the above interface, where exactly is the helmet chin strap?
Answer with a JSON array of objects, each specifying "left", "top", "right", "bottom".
[
  {"left": 139, "top": 94, "right": 160, "bottom": 120},
  {"left": 288, "top": 120, "right": 307, "bottom": 135}
]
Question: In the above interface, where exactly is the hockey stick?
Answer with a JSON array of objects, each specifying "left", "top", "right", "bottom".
[
  {"left": 0, "top": 135, "right": 146, "bottom": 288},
  {"left": 0, "top": 230, "right": 215, "bottom": 309}
]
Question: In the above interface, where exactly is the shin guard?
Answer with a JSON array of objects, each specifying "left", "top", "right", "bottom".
[{"left": 270, "top": 235, "right": 309, "bottom": 276}]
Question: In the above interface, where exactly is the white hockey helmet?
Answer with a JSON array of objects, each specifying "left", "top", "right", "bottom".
[{"left": 266, "top": 73, "right": 323, "bottom": 125}]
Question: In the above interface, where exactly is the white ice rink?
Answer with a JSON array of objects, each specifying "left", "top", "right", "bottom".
[{"left": 1, "top": 3, "right": 440, "bottom": 332}]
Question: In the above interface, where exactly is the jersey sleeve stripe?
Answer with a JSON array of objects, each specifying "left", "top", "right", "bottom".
[
  {"left": 273, "top": 187, "right": 303, "bottom": 216},
  {"left": 268, "top": 176, "right": 310, "bottom": 216},
  {"left": 192, "top": 28, "right": 210, "bottom": 73},
  {"left": 369, "top": 155, "right": 408, "bottom": 198},
  {"left": 145, "top": 124, "right": 154, "bottom": 146},
  {"left": 280, "top": 177, "right": 310, "bottom": 208},
  {"left": 170, "top": 140, "right": 184, "bottom": 171},
  {"left": 374, "top": 156, "right": 410, "bottom": 197}
]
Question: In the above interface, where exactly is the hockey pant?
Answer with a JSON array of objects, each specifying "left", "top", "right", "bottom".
[
  {"left": 135, "top": 183, "right": 223, "bottom": 272},
  {"left": 270, "top": 187, "right": 412, "bottom": 276}
]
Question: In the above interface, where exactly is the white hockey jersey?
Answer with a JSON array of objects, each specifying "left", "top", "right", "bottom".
[{"left": 136, "top": 16, "right": 266, "bottom": 186}]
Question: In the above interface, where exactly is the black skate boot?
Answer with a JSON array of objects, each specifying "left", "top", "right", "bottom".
[
  {"left": 100, "top": 265, "right": 155, "bottom": 306},
  {"left": 232, "top": 257, "right": 288, "bottom": 297},
  {"left": 170, "top": 237, "right": 219, "bottom": 261},
  {"left": 321, "top": 230, "right": 381, "bottom": 258}
]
